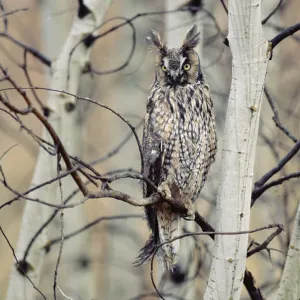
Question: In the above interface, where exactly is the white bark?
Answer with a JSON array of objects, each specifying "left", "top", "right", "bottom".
[
  {"left": 250, "top": 2, "right": 283, "bottom": 292},
  {"left": 5, "top": 1, "right": 111, "bottom": 299},
  {"left": 204, "top": 1, "right": 269, "bottom": 299},
  {"left": 275, "top": 202, "right": 300, "bottom": 300},
  {"left": 5, "top": 150, "right": 52, "bottom": 300}
]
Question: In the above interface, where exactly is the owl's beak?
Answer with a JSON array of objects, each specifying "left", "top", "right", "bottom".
[{"left": 170, "top": 69, "right": 180, "bottom": 80}]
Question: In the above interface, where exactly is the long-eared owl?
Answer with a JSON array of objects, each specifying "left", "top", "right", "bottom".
[{"left": 135, "top": 26, "right": 217, "bottom": 271}]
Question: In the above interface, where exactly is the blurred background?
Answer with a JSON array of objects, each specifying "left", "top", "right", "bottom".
[{"left": 0, "top": 0, "right": 300, "bottom": 299}]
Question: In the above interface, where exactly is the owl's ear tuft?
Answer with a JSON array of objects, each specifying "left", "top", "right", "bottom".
[
  {"left": 182, "top": 25, "right": 200, "bottom": 50},
  {"left": 146, "top": 30, "right": 166, "bottom": 52}
]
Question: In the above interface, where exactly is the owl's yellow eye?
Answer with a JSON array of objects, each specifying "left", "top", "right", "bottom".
[
  {"left": 183, "top": 63, "right": 191, "bottom": 71},
  {"left": 161, "top": 65, "right": 167, "bottom": 72}
]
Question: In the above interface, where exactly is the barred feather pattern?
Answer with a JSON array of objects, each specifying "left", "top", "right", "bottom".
[
  {"left": 136, "top": 27, "right": 217, "bottom": 270},
  {"left": 147, "top": 81, "right": 216, "bottom": 199},
  {"left": 137, "top": 80, "right": 216, "bottom": 270},
  {"left": 156, "top": 203, "right": 182, "bottom": 269}
]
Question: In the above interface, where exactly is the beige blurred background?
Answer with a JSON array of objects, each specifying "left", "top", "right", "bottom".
[{"left": 0, "top": 0, "right": 300, "bottom": 299}]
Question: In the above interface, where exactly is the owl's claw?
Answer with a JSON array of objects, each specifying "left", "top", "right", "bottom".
[
  {"left": 158, "top": 183, "right": 172, "bottom": 200},
  {"left": 183, "top": 204, "right": 195, "bottom": 221}
]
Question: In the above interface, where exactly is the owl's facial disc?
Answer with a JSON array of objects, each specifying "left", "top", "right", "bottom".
[{"left": 162, "top": 51, "right": 188, "bottom": 86}]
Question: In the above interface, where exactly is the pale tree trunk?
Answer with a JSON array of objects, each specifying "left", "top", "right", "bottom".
[
  {"left": 267, "top": 3, "right": 300, "bottom": 299},
  {"left": 38, "top": 1, "right": 104, "bottom": 298},
  {"left": 204, "top": 0, "right": 270, "bottom": 299},
  {"left": 159, "top": 1, "right": 207, "bottom": 298},
  {"left": 250, "top": 2, "right": 283, "bottom": 291},
  {"left": 275, "top": 201, "right": 300, "bottom": 300},
  {"left": 5, "top": 1, "right": 111, "bottom": 299}
]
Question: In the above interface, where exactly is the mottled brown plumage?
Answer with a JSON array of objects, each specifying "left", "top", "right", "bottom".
[{"left": 135, "top": 26, "right": 217, "bottom": 271}]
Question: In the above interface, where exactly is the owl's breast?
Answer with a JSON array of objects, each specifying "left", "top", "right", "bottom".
[{"left": 150, "top": 105, "right": 176, "bottom": 142}]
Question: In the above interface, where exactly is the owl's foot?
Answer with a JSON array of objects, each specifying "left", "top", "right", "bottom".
[
  {"left": 158, "top": 182, "right": 172, "bottom": 200},
  {"left": 183, "top": 203, "right": 195, "bottom": 221}
]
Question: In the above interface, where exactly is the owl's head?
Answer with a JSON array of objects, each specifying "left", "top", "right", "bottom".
[{"left": 146, "top": 25, "right": 202, "bottom": 87}]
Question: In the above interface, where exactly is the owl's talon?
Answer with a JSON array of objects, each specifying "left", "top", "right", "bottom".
[
  {"left": 184, "top": 212, "right": 195, "bottom": 221},
  {"left": 158, "top": 184, "right": 172, "bottom": 200},
  {"left": 183, "top": 205, "right": 195, "bottom": 221}
]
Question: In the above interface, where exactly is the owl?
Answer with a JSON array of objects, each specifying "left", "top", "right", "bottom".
[{"left": 135, "top": 26, "right": 217, "bottom": 271}]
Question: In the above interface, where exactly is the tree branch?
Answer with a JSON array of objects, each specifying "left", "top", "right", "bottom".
[
  {"left": 271, "top": 23, "right": 300, "bottom": 49},
  {"left": 262, "top": 0, "right": 283, "bottom": 25},
  {"left": 247, "top": 225, "right": 284, "bottom": 257},
  {"left": 264, "top": 87, "right": 297, "bottom": 143}
]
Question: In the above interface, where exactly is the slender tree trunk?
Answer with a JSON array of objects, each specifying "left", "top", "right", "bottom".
[
  {"left": 5, "top": 1, "right": 111, "bottom": 299},
  {"left": 275, "top": 202, "right": 300, "bottom": 300},
  {"left": 204, "top": 1, "right": 270, "bottom": 299},
  {"left": 250, "top": 1, "right": 283, "bottom": 291}
]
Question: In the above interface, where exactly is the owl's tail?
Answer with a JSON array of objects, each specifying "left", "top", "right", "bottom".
[
  {"left": 156, "top": 202, "right": 182, "bottom": 270},
  {"left": 134, "top": 203, "right": 182, "bottom": 271}
]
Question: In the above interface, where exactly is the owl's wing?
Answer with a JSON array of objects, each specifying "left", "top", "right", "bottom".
[
  {"left": 142, "top": 111, "right": 164, "bottom": 236},
  {"left": 134, "top": 112, "right": 164, "bottom": 266},
  {"left": 192, "top": 83, "right": 217, "bottom": 201},
  {"left": 203, "top": 83, "right": 217, "bottom": 168},
  {"left": 142, "top": 117, "right": 162, "bottom": 195}
]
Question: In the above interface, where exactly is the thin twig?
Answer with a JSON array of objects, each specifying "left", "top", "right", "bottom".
[
  {"left": 44, "top": 214, "right": 143, "bottom": 249},
  {"left": 252, "top": 172, "right": 300, "bottom": 204},
  {"left": 219, "top": 0, "right": 228, "bottom": 14},
  {"left": 22, "top": 49, "right": 49, "bottom": 114},
  {"left": 254, "top": 139, "right": 300, "bottom": 189},
  {"left": 0, "top": 165, "right": 80, "bottom": 210},
  {"left": 247, "top": 225, "right": 284, "bottom": 257},
  {"left": 264, "top": 87, "right": 297, "bottom": 143},
  {"left": 0, "top": 227, "right": 47, "bottom": 300},
  {"left": 57, "top": 286, "right": 74, "bottom": 300},
  {"left": 0, "top": 107, "right": 56, "bottom": 155},
  {"left": 0, "top": 7, "right": 28, "bottom": 18},
  {"left": 89, "top": 17, "right": 136, "bottom": 75},
  {"left": 53, "top": 155, "right": 65, "bottom": 300},
  {"left": 23, "top": 180, "right": 91, "bottom": 261},
  {"left": 262, "top": 0, "right": 283, "bottom": 25},
  {"left": 0, "top": 143, "right": 18, "bottom": 161},
  {"left": 0, "top": 0, "right": 8, "bottom": 31},
  {"left": 271, "top": 23, "right": 300, "bottom": 49},
  {"left": 89, "top": 119, "right": 143, "bottom": 166},
  {"left": 0, "top": 32, "right": 51, "bottom": 66}
]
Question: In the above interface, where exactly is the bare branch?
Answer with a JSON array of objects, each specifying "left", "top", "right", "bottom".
[
  {"left": 89, "top": 119, "right": 143, "bottom": 165},
  {"left": 264, "top": 87, "right": 297, "bottom": 143},
  {"left": 252, "top": 140, "right": 300, "bottom": 205},
  {"left": 0, "top": 33, "right": 51, "bottom": 66},
  {"left": 247, "top": 225, "right": 284, "bottom": 257},
  {"left": 271, "top": 23, "right": 300, "bottom": 49},
  {"left": 0, "top": 227, "right": 46, "bottom": 300},
  {"left": 243, "top": 270, "right": 265, "bottom": 300},
  {"left": 262, "top": 0, "right": 283, "bottom": 25},
  {"left": 53, "top": 156, "right": 65, "bottom": 300},
  {"left": 219, "top": 0, "right": 228, "bottom": 14},
  {"left": 88, "top": 17, "right": 136, "bottom": 75},
  {"left": 253, "top": 172, "right": 300, "bottom": 204},
  {"left": 44, "top": 214, "right": 143, "bottom": 250},
  {"left": 0, "top": 7, "right": 28, "bottom": 19}
]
